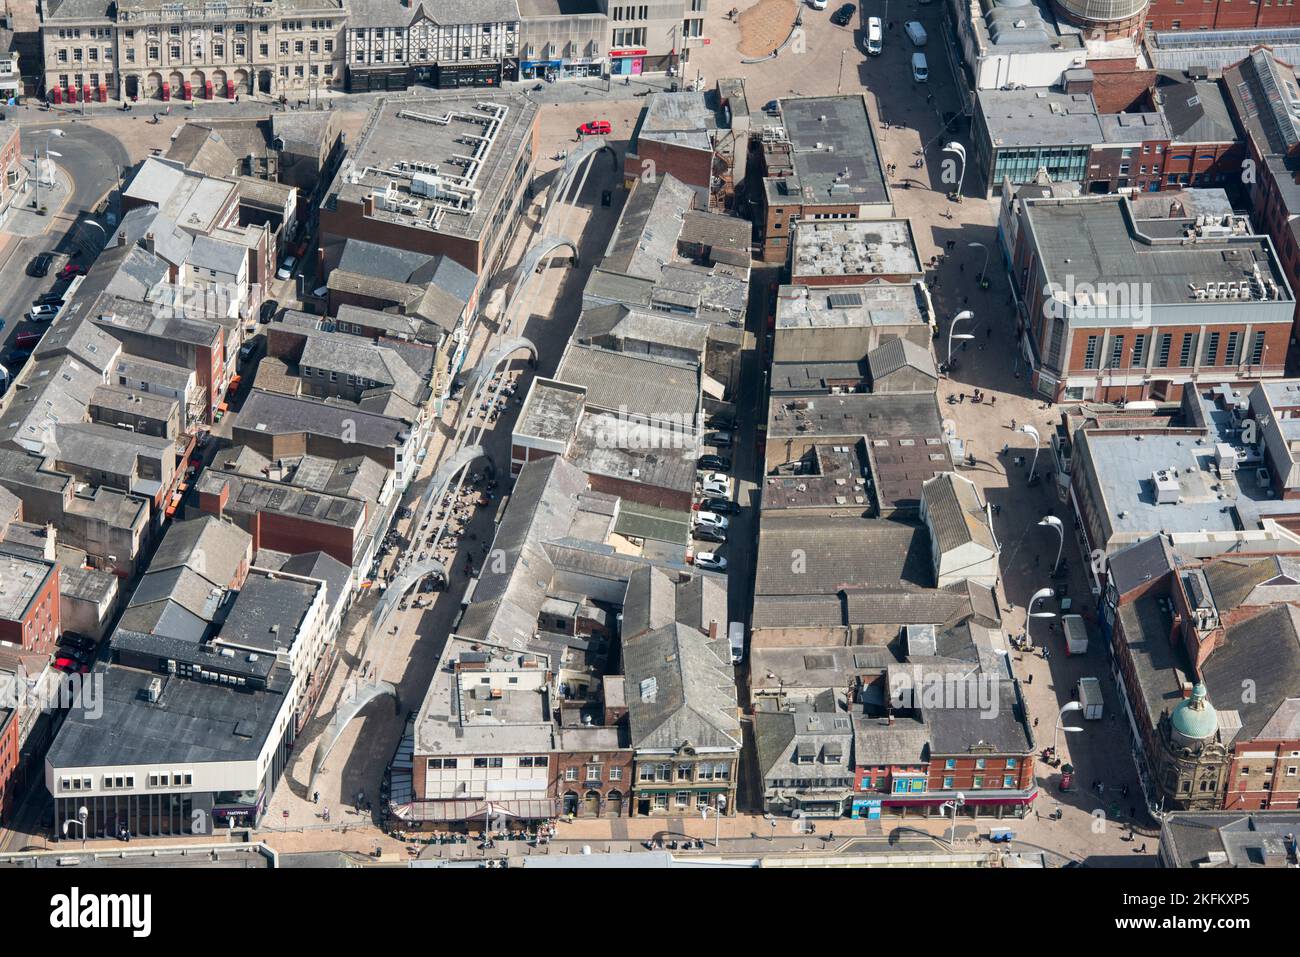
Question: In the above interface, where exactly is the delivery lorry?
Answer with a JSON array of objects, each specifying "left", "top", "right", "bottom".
[{"left": 1078, "top": 677, "right": 1103, "bottom": 720}]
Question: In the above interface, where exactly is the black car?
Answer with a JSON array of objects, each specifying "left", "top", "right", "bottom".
[
  {"left": 34, "top": 292, "right": 65, "bottom": 308},
  {"left": 259, "top": 298, "right": 280, "bottom": 323},
  {"left": 830, "top": 2, "right": 856, "bottom": 25},
  {"left": 762, "top": 99, "right": 780, "bottom": 115},
  {"left": 698, "top": 454, "right": 732, "bottom": 472},
  {"left": 701, "top": 497, "right": 740, "bottom": 515},
  {"left": 3, "top": 349, "right": 32, "bottom": 366},
  {"left": 706, "top": 413, "right": 734, "bottom": 431},
  {"left": 28, "top": 253, "right": 53, "bottom": 278},
  {"left": 693, "top": 525, "right": 727, "bottom": 544}
]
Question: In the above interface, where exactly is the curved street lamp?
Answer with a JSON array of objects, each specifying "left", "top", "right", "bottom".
[
  {"left": 942, "top": 792, "right": 967, "bottom": 845},
  {"left": 947, "top": 310, "right": 974, "bottom": 371},
  {"left": 1019, "top": 424, "right": 1041, "bottom": 479},
  {"left": 1054, "top": 700, "right": 1085, "bottom": 754},
  {"left": 1027, "top": 585, "right": 1055, "bottom": 651},
  {"left": 1039, "top": 515, "right": 1064, "bottom": 576}
]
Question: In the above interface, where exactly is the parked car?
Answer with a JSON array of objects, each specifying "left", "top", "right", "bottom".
[
  {"left": 698, "top": 454, "right": 732, "bottom": 472},
  {"left": 28, "top": 253, "right": 53, "bottom": 277},
  {"left": 578, "top": 120, "right": 611, "bottom": 136},
  {"left": 53, "top": 657, "right": 79, "bottom": 673},
  {"left": 866, "top": 16, "right": 883, "bottom": 54},
  {"left": 28, "top": 304, "right": 59, "bottom": 321},
  {"left": 34, "top": 292, "right": 65, "bottom": 307},
  {"left": 59, "top": 633, "right": 96, "bottom": 652},
  {"left": 14, "top": 330, "right": 44, "bottom": 349},
  {"left": 700, "top": 472, "right": 731, "bottom": 497},
  {"left": 912, "top": 52, "right": 929, "bottom": 82},
  {"left": 905, "top": 20, "right": 928, "bottom": 46},
  {"left": 276, "top": 255, "right": 297, "bottom": 280},
  {"left": 693, "top": 525, "right": 727, "bottom": 544},
  {"left": 808, "top": 0, "right": 828, "bottom": 9},
  {"left": 708, "top": 430, "right": 734, "bottom": 448},
  {"left": 59, "top": 262, "right": 87, "bottom": 280},
  {"left": 762, "top": 99, "right": 780, "bottom": 115},
  {"left": 695, "top": 511, "right": 730, "bottom": 532},
  {"left": 831, "top": 2, "right": 856, "bottom": 25},
  {"left": 259, "top": 298, "right": 280, "bottom": 323},
  {"left": 694, "top": 551, "right": 728, "bottom": 572},
  {"left": 3, "top": 349, "right": 32, "bottom": 366},
  {"left": 700, "top": 496, "right": 740, "bottom": 515},
  {"left": 706, "top": 412, "right": 734, "bottom": 431}
]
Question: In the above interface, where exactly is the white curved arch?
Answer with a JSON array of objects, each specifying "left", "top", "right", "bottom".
[
  {"left": 456, "top": 336, "right": 538, "bottom": 431},
  {"left": 309, "top": 679, "right": 400, "bottom": 789},
  {"left": 360, "top": 556, "right": 450, "bottom": 661}
]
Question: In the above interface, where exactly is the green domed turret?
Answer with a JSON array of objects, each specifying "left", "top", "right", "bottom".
[{"left": 1171, "top": 683, "right": 1218, "bottom": 744}]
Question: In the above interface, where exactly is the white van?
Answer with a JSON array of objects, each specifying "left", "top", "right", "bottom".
[
  {"left": 728, "top": 621, "right": 745, "bottom": 665},
  {"left": 866, "top": 16, "right": 883, "bottom": 55},
  {"left": 912, "top": 52, "right": 929, "bottom": 82},
  {"left": 905, "top": 20, "right": 928, "bottom": 46}
]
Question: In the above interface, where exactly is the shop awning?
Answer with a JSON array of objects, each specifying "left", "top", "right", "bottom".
[{"left": 396, "top": 799, "right": 554, "bottom": 822}]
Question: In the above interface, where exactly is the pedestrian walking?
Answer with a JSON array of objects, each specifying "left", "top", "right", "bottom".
[
  {"left": 1043, "top": 648, "right": 1051, "bottom": 662},
  {"left": 1033, "top": 717, "right": 1039, "bottom": 727},
  {"left": 1011, "top": 418, "right": 1017, "bottom": 430},
  {"left": 1027, "top": 673, "right": 1033, "bottom": 685},
  {"left": 990, "top": 396, "right": 997, "bottom": 407},
  {"left": 1139, "top": 842, "right": 1147, "bottom": 853},
  {"left": 959, "top": 263, "right": 964, "bottom": 273}
]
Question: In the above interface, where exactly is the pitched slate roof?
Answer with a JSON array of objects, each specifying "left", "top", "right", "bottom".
[{"left": 624, "top": 622, "right": 740, "bottom": 751}]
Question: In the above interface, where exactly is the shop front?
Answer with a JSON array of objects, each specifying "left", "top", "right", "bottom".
[
  {"left": 434, "top": 61, "right": 502, "bottom": 89},
  {"left": 610, "top": 48, "right": 646, "bottom": 75},
  {"left": 519, "top": 57, "right": 604, "bottom": 81},
  {"left": 876, "top": 788, "right": 1038, "bottom": 819},
  {"left": 345, "top": 65, "right": 409, "bottom": 93}
]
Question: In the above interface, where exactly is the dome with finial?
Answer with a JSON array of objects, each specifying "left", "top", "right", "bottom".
[{"left": 1171, "top": 683, "right": 1218, "bottom": 745}]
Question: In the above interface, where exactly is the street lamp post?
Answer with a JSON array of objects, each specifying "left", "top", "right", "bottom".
[
  {"left": 968, "top": 241, "right": 989, "bottom": 286},
  {"left": 947, "top": 309, "right": 974, "bottom": 370},
  {"left": 1054, "top": 701, "right": 1084, "bottom": 755},
  {"left": 1039, "top": 515, "right": 1064, "bottom": 576},
  {"left": 702, "top": 795, "right": 726, "bottom": 847},
  {"left": 1019, "top": 423, "right": 1041, "bottom": 479},
  {"left": 942, "top": 142, "right": 966, "bottom": 200},
  {"left": 1028, "top": 585, "right": 1055, "bottom": 651},
  {"left": 32, "top": 129, "right": 66, "bottom": 214},
  {"left": 942, "top": 792, "right": 966, "bottom": 845},
  {"left": 62, "top": 805, "right": 89, "bottom": 849}
]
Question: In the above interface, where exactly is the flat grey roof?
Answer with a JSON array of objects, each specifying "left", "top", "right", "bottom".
[
  {"left": 47, "top": 663, "right": 289, "bottom": 770},
  {"left": 217, "top": 570, "right": 321, "bottom": 655},
  {"left": 979, "top": 88, "right": 1103, "bottom": 149},
  {"left": 329, "top": 92, "right": 537, "bottom": 242},
  {"left": 0, "top": 554, "right": 55, "bottom": 622},
  {"left": 1022, "top": 195, "right": 1292, "bottom": 307},
  {"left": 776, "top": 95, "right": 889, "bottom": 207},
  {"left": 776, "top": 282, "right": 931, "bottom": 330},
  {"left": 791, "top": 219, "right": 922, "bottom": 279},
  {"left": 515, "top": 378, "right": 586, "bottom": 443}
]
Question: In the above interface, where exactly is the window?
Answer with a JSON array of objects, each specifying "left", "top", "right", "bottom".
[
  {"left": 1250, "top": 331, "right": 1267, "bottom": 365},
  {"left": 1109, "top": 334, "right": 1124, "bottom": 368},
  {"left": 1083, "top": 335, "right": 1099, "bottom": 370},
  {"left": 585, "top": 765, "right": 601, "bottom": 781},
  {"left": 565, "top": 767, "right": 577, "bottom": 781},
  {"left": 972, "top": 776, "right": 983, "bottom": 789},
  {"left": 944, "top": 758, "right": 956, "bottom": 770},
  {"left": 1179, "top": 333, "right": 1197, "bottom": 367},
  {"left": 943, "top": 775, "right": 954, "bottom": 788},
  {"left": 1204, "top": 331, "right": 1220, "bottom": 366},
  {"left": 1131, "top": 334, "right": 1147, "bottom": 368},
  {"left": 1157, "top": 333, "right": 1173, "bottom": 367},
  {"left": 1225, "top": 331, "right": 1241, "bottom": 365},
  {"left": 473, "top": 758, "right": 488, "bottom": 768},
  {"left": 1007, "top": 758, "right": 1017, "bottom": 769},
  {"left": 1004, "top": 775, "right": 1015, "bottom": 788},
  {"left": 975, "top": 758, "right": 986, "bottom": 770},
  {"left": 610, "top": 768, "right": 622, "bottom": 781}
]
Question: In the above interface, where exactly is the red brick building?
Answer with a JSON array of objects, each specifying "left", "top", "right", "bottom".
[
  {"left": 1011, "top": 193, "right": 1292, "bottom": 403},
  {"left": 0, "top": 706, "right": 18, "bottom": 824},
  {"left": 0, "top": 555, "right": 60, "bottom": 656},
  {"left": 1146, "top": 0, "right": 1300, "bottom": 31}
]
